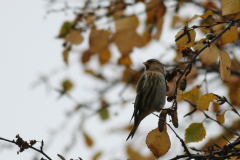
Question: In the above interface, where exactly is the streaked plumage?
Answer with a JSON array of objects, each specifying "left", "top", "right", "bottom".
[{"left": 126, "top": 59, "right": 166, "bottom": 140}]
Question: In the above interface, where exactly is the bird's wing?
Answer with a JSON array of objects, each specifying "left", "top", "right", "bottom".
[{"left": 136, "top": 73, "right": 146, "bottom": 93}]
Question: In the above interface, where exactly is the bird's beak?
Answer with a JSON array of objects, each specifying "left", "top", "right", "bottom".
[{"left": 143, "top": 62, "right": 148, "bottom": 66}]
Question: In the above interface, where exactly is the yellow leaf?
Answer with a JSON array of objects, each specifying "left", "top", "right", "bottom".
[
  {"left": 185, "top": 123, "right": 206, "bottom": 143},
  {"left": 83, "top": 132, "right": 93, "bottom": 147},
  {"left": 118, "top": 55, "right": 132, "bottom": 65},
  {"left": 146, "top": 128, "right": 171, "bottom": 158},
  {"left": 66, "top": 30, "right": 84, "bottom": 45},
  {"left": 197, "top": 93, "right": 218, "bottom": 111},
  {"left": 220, "top": 26, "right": 239, "bottom": 45},
  {"left": 193, "top": 38, "right": 206, "bottom": 52},
  {"left": 216, "top": 110, "right": 228, "bottom": 125},
  {"left": 219, "top": 51, "right": 231, "bottom": 82},
  {"left": 199, "top": 44, "right": 220, "bottom": 66},
  {"left": 115, "top": 15, "right": 139, "bottom": 31},
  {"left": 190, "top": 10, "right": 214, "bottom": 21},
  {"left": 175, "top": 28, "right": 196, "bottom": 51},
  {"left": 62, "top": 49, "right": 69, "bottom": 65},
  {"left": 89, "top": 29, "right": 110, "bottom": 53},
  {"left": 98, "top": 48, "right": 111, "bottom": 65},
  {"left": 179, "top": 87, "right": 200, "bottom": 101},
  {"left": 92, "top": 151, "right": 102, "bottom": 160},
  {"left": 222, "top": 0, "right": 240, "bottom": 16}
]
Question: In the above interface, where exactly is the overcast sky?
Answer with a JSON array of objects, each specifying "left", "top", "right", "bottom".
[{"left": 1, "top": 1, "right": 238, "bottom": 160}]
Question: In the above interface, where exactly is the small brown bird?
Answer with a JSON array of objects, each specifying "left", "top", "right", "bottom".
[{"left": 126, "top": 59, "right": 166, "bottom": 140}]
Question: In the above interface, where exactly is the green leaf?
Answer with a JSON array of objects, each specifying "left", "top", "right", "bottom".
[
  {"left": 99, "top": 108, "right": 109, "bottom": 121},
  {"left": 58, "top": 21, "right": 71, "bottom": 38},
  {"left": 61, "top": 79, "right": 73, "bottom": 92},
  {"left": 185, "top": 123, "right": 206, "bottom": 143}
]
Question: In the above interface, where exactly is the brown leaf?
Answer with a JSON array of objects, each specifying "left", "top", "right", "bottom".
[
  {"left": 141, "top": 27, "right": 152, "bottom": 45},
  {"left": 216, "top": 110, "right": 229, "bottom": 126},
  {"left": 85, "top": 69, "right": 105, "bottom": 80},
  {"left": 175, "top": 28, "right": 196, "bottom": 51},
  {"left": 222, "top": 0, "right": 240, "bottom": 16},
  {"left": 83, "top": 132, "right": 93, "bottom": 147},
  {"left": 121, "top": 68, "right": 142, "bottom": 85},
  {"left": 220, "top": 26, "right": 239, "bottom": 45},
  {"left": 153, "top": 18, "right": 164, "bottom": 40},
  {"left": 171, "top": 15, "right": 190, "bottom": 28},
  {"left": 124, "top": 124, "right": 134, "bottom": 132},
  {"left": 231, "top": 58, "right": 240, "bottom": 71},
  {"left": 89, "top": 29, "right": 110, "bottom": 53},
  {"left": 118, "top": 55, "right": 132, "bottom": 65},
  {"left": 111, "top": 29, "right": 144, "bottom": 55},
  {"left": 66, "top": 30, "right": 84, "bottom": 45},
  {"left": 166, "top": 77, "right": 176, "bottom": 97},
  {"left": 219, "top": 51, "right": 231, "bottom": 82},
  {"left": 62, "top": 48, "right": 69, "bottom": 65},
  {"left": 146, "top": 128, "right": 171, "bottom": 158},
  {"left": 226, "top": 76, "right": 240, "bottom": 107},
  {"left": 146, "top": 0, "right": 165, "bottom": 24},
  {"left": 196, "top": 93, "right": 218, "bottom": 111},
  {"left": 200, "top": 1, "right": 220, "bottom": 10},
  {"left": 98, "top": 48, "right": 111, "bottom": 65},
  {"left": 81, "top": 50, "right": 92, "bottom": 64},
  {"left": 127, "top": 146, "right": 155, "bottom": 160},
  {"left": 115, "top": 15, "right": 139, "bottom": 31},
  {"left": 213, "top": 102, "right": 220, "bottom": 112},
  {"left": 237, "top": 88, "right": 240, "bottom": 105},
  {"left": 108, "top": 0, "right": 125, "bottom": 18}
]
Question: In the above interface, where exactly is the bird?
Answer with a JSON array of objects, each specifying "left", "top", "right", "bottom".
[{"left": 126, "top": 59, "right": 166, "bottom": 140}]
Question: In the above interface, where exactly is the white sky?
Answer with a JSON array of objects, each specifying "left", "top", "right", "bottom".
[{"left": 1, "top": 0, "right": 239, "bottom": 160}]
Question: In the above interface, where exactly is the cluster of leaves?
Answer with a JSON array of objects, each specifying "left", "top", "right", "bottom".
[
  {"left": 49, "top": 0, "right": 240, "bottom": 159},
  {"left": 1, "top": 0, "right": 240, "bottom": 160}
]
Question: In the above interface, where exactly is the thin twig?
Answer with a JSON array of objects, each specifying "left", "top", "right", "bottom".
[
  {"left": 167, "top": 123, "right": 192, "bottom": 158},
  {"left": 0, "top": 137, "right": 52, "bottom": 160}
]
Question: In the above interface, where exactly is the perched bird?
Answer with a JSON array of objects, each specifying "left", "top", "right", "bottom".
[{"left": 126, "top": 59, "right": 166, "bottom": 140}]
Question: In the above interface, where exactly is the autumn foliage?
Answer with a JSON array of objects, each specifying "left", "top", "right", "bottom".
[{"left": 1, "top": 0, "right": 240, "bottom": 160}]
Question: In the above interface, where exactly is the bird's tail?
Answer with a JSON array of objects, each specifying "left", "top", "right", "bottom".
[{"left": 126, "top": 123, "right": 140, "bottom": 141}]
